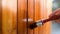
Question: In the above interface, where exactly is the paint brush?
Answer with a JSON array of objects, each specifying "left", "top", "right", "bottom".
[{"left": 29, "top": 15, "right": 60, "bottom": 29}]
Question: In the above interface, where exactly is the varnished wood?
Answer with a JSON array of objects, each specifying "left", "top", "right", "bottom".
[
  {"left": 28, "top": 0, "right": 34, "bottom": 34},
  {"left": 34, "top": 0, "right": 41, "bottom": 34},
  {"left": 18, "top": 0, "right": 27, "bottom": 34},
  {"left": 18, "top": 0, "right": 52, "bottom": 34},
  {"left": 0, "top": 0, "right": 2, "bottom": 34},
  {"left": 2, "top": 0, "right": 17, "bottom": 34},
  {"left": 33, "top": 0, "right": 52, "bottom": 34},
  {"left": 2, "top": 0, "right": 52, "bottom": 34}
]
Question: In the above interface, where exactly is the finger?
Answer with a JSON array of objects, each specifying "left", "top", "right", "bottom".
[
  {"left": 53, "top": 8, "right": 60, "bottom": 15},
  {"left": 49, "top": 8, "right": 60, "bottom": 17}
]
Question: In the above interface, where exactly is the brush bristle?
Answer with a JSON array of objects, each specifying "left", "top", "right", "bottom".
[{"left": 29, "top": 23, "right": 37, "bottom": 29}]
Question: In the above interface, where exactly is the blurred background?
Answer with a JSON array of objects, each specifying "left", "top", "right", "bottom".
[{"left": 51, "top": 0, "right": 60, "bottom": 34}]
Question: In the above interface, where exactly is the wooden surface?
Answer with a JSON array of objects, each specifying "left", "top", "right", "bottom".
[
  {"left": 39, "top": 0, "right": 52, "bottom": 34},
  {"left": 0, "top": 0, "right": 2, "bottom": 34},
  {"left": 28, "top": 0, "right": 34, "bottom": 34},
  {"left": 18, "top": 0, "right": 27, "bottom": 34},
  {"left": 18, "top": 0, "right": 52, "bottom": 34},
  {"left": 2, "top": 0, "right": 17, "bottom": 34},
  {"left": 1, "top": 0, "right": 52, "bottom": 34}
]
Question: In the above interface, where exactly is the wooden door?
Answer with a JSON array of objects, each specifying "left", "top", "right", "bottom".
[
  {"left": 1, "top": 0, "right": 52, "bottom": 34},
  {"left": 2, "top": 0, "right": 17, "bottom": 34},
  {"left": 18, "top": 0, "right": 52, "bottom": 34},
  {"left": 34, "top": 0, "right": 52, "bottom": 34},
  {"left": 18, "top": 0, "right": 27, "bottom": 34}
]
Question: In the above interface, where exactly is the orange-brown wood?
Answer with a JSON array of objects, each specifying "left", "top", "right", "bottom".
[
  {"left": 2, "top": 0, "right": 17, "bottom": 34},
  {"left": 34, "top": 0, "right": 52, "bottom": 34},
  {"left": 18, "top": 0, "right": 52, "bottom": 34},
  {"left": 28, "top": 0, "right": 34, "bottom": 34},
  {"left": 18, "top": 0, "right": 27, "bottom": 34},
  {"left": 34, "top": 0, "right": 41, "bottom": 34},
  {"left": 0, "top": 0, "right": 2, "bottom": 34}
]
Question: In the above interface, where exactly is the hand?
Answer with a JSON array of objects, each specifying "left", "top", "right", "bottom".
[{"left": 49, "top": 8, "right": 60, "bottom": 23}]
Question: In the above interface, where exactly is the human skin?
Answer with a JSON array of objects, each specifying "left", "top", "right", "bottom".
[{"left": 49, "top": 8, "right": 60, "bottom": 23}]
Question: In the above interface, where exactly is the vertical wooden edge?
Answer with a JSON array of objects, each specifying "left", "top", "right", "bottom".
[
  {"left": 28, "top": 0, "right": 34, "bottom": 34},
  {"left": 18, "top": 0, "right": 27, "bottom": 34},
  {"left": 18, "top": 0, "right": 23, "bottom": 34},
  {"left": 0, "top": 0, "right": 2, "bottom": 34}
]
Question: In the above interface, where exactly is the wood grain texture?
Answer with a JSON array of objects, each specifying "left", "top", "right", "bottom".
[
  {"left": 38, "top": 0, "right": 52, "bottom": 34},
  {"left": 34, "top": 0, "right": 41, "bottom": 34},
  {"left": 28, "top": 0, "right": 34, "bottom": 34},
  {"left": 18, "top": 0, "right": 27, "bottom": 34},
  {"left": 34, "top": 0, "right": 52, "bottom": 34},
  {"left": 18, "top": 0, "right": 52, "bottom": 34},
  {"left": 2, "top": 0, "right": 17, "bottom": 34}
]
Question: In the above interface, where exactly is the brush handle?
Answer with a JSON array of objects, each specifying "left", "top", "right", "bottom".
[
  {"left": 36, "top": 15, "right": 60, "bottom": 26},
  {"left": 29, "top": 19, "right": 50, "bottom": 29},
  {"left": 29, "top": 15, "right": 60, "bottom": 29},
  {"left": 36, "top": 19, "right": 50, "bottom": 26}
]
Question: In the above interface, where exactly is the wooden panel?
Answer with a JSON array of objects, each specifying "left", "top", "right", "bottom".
[
  {"left": 34, "top": 0, "right": 52, "bottom": 34},
  {"left": 34, "top": 0, "right": 41, "bottom": 34},
  {"left": 28, "top": 0, "right": 34, "bottom": 34},
  {"left": 40, "top": 0, "right": 52, "bottom": 34},
  {"left": 2, "top": 0, "right": 17, "bottom": 34},
  {"left": 18, "top": 0, "right": 27, "bottom": 34},
  {"left": 0, "top": 0, "right": 2, "bottom": 34},
  {"left": 18, "top": 0, "right": 52, "bottom": 34}
]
